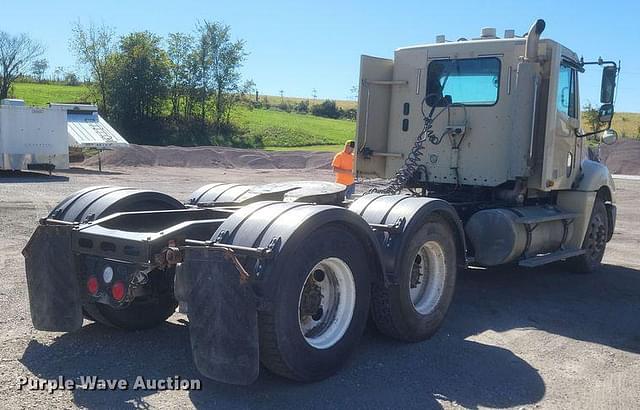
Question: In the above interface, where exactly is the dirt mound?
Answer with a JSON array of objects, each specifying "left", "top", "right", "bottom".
[
  {"left": 600, "top": 138, "right": 640, "bottom": 175},
  {"left": 82, "top": 140, "right": 640, "bottom": 175},
  {"left": 83, "top": 144, "right": 335, "bottom": 170}
]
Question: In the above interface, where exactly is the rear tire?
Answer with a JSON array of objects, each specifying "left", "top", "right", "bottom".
[
  {"left": 567, "top": 198, "right": 609, "bottom": 273},
  {"left": 371, "top": 217, "right": 457, "bottom": 342},
  {"left": 258, "top": 225, "right": 371, "bottom": 382}
]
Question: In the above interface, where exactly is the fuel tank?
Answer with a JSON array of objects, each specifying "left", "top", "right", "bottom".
[{"left": 466, "top": 206, "right": 573, "bottom": 266}]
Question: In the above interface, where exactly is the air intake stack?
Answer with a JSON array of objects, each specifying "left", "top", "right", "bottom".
[{"left": 480, "top": 27, "right": 497, "bottom": 39}]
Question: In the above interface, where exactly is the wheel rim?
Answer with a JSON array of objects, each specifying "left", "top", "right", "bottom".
[
  {"left": 298, "top": 257, "right": 356, "bottom": 350},
  {"left": 586, "top": 212, "right": 607, "bottom": 260},
  {"left": 409, "top": 241, "right": 447, "bottom": 315}
]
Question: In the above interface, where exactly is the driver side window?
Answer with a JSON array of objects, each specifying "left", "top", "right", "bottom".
[{"left": 557, "top": 63, "right": 577, "bottom": 118}]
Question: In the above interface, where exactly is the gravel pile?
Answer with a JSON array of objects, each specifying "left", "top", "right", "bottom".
[
  {"left": 600, "top": 138, "right": 640, "bottom": 175},
  {"left": 83, "top": 144, "right": 335, "bottom": 170},
  {"left": 83, "top": 139, "right": 640, "bottom": 176}
]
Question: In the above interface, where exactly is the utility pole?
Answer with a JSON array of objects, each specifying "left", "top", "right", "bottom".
[{"left": 349, "top": 85, "right": 359, "bottom": 100}]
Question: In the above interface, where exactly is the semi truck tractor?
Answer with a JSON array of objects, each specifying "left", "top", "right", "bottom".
[{"left": 23, "top": 19, "right": 619, "bottom": 385}]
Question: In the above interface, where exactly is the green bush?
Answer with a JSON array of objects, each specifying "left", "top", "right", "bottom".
[
  {"left": 342, "top": 107, "right": 357, "bottom": 120},
  {"left": 294, "top": 99, "right": 309, "bottom": 113},
  {"left": 311, "top": 99, "right": 340, "bottom": 119},
  {"left": 276, "top": 102, "right": 292, "bottom": 112},
  {"left": 113, "top": 117, "right": 264, "bottom": 148}
]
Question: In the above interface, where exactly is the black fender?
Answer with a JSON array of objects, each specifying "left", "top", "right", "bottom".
[
  {"left": 349, "top": 194, "right": 466, "bottom": 283},
  {"left": 187, "top": 181, "right": 347, "bottom": 206},
  {"left": 211, "top": 200, "right": 385, "bottom": 305},
  {"left": 48, "top": 186, "right": 184, "bottom": 223},
  {"left": 187, "top": 183, "right": 253, "bottom": 205}
]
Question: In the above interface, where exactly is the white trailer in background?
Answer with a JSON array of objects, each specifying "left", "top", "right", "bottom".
[
  {"left": 0, "top": 100, "right": 129, "bottom": 173},
  {"left": 0, "top": 99, "right": 68, "bottom": 172},
  {"left": 50, "top": 103, "right": 129, "bottom": 171},
  {"left": 48, "top": 103, "right": 129, "bottom": 149}
]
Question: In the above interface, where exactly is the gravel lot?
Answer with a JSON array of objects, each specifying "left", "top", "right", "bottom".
[{"left": 1, "top": 165, "right": 639, "bottom": 409}]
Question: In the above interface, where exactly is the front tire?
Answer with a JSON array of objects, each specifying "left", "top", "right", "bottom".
[
  {"left": 371, "top": 217, "right": 457, "bottom": 342},
  {"left": 258, "top": 225, "right": 371, "bottom": 382},
  {"left": 568, "top": 197, "right": 609, "bottom": 273}
]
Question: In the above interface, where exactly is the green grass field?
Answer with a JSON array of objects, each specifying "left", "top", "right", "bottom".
[
  {"left": 11, "top": 82, "right": 91, "bottom": 106},
  {"left": 8, "top": 82, "right": 639, "bottom": 150},
  {"left": 232, "top": 106, "right": 356, "bottom": 148}
]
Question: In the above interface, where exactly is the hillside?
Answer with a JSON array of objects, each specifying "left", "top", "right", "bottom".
[
  {"left": 232, "top": 106, "right": 355, "bottom": 150},
  {"left": 11, "top": 82, "right": 90, "bottom": 106},
  {"left": 9, "top": 83, "right": 358, "bottom": 111},
  {"left": 610, "top": 113, "right": 640, "bottom": 139}
]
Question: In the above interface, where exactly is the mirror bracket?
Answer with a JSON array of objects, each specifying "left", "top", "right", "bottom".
[{"left": 574, "top": 126, "right": 611, "bottom": 140}]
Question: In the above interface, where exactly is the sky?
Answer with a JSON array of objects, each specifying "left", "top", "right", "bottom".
[{"left": 2, "top": 0, "right": 639, "bottom": 112}]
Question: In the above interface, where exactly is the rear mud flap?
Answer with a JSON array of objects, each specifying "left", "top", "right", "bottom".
[
  {"left": 22, "top": 224, "right": 82, "bottom": 332},
  {"left": 182, "top": 248, "right": 259, "bottom": 385}
]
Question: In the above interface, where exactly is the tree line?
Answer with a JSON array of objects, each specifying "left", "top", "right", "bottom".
[
  {"left": 254, "top": 97, "right": 357, "bottom": 121},
  {"left": 68, "top": 20, "right": 252, "bottom": 145}
]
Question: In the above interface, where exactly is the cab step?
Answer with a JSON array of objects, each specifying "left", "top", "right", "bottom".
[{"left": 518, "top": 248, "right": 585, "bottom": 267}]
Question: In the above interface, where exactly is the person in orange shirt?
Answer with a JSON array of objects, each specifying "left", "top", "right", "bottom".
[{"left": 332, "top": 140, "right": 356, "bottom": 198}]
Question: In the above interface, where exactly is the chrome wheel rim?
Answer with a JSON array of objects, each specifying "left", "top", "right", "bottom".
[
  {"left": 298, "top": 257, "right": 356, "bottom": 349},
  {"left": 409, "top": 241, "right": 447, "bottom": 315}
]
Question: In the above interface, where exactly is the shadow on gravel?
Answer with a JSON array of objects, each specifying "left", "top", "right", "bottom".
[
  {"left": 456, "top": 263, "right": 640, "bottom": 356},
  {"left": 0, "top": 170, "right": 69, "bottom": 182},
  {"left": 59, "top": 167, "right": 125, "bottom": 176},
  {"left": 19, "top": 263, "right": 640, "bottom": 409},
  {"left": 21, "top": 322, "right": 198, "bottom": 409}
]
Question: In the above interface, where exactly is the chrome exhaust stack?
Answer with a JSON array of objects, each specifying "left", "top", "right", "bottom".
[{"left": 524, "top": 19, "right": 546, "bottom": 61}]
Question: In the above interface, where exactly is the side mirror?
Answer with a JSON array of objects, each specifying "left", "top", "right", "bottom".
[
  {"left": 598, "top": 103, "right": 614, "bottom": 123},
  {"left": 602, "top": 129, "right": 618, "bottom": 145},
  {"left": 600, "top": 66, "right": 617, "bottom": 104}
]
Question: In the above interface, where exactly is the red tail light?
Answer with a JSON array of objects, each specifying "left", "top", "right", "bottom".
[
  {"left": 87, "top": 276, "right": 99, "bottom": 295},
  {"left": 111, "top": 281, "right": 126, "bottom": 302}
]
